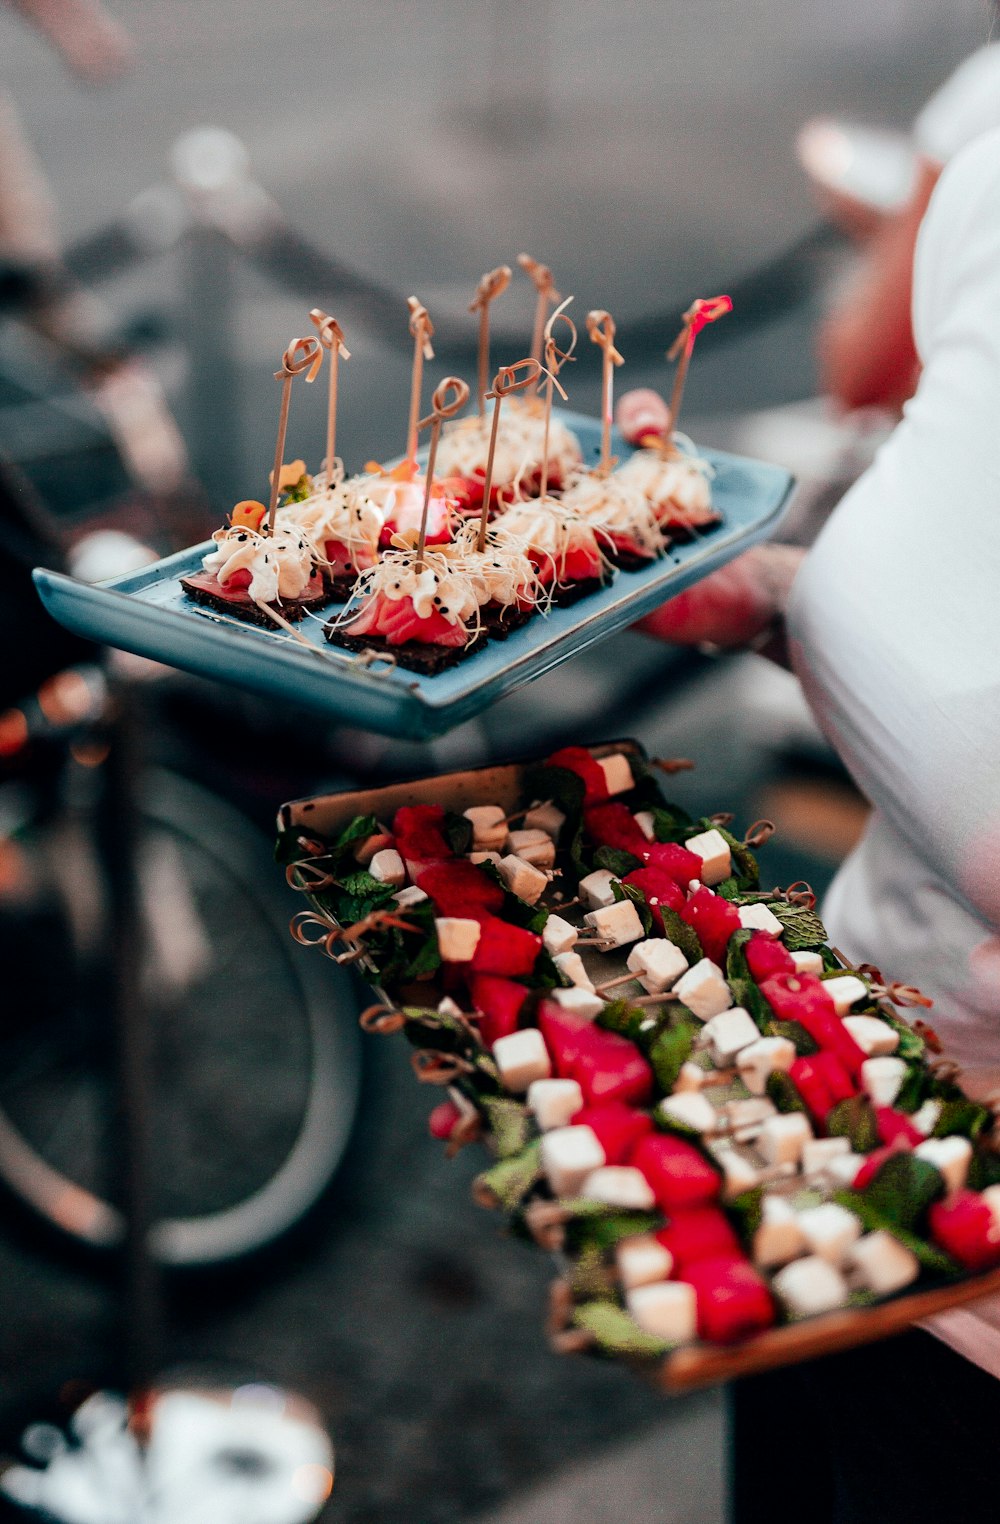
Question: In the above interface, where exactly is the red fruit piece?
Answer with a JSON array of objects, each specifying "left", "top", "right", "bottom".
[
  {"left": 429, "top": 1101, "right": 461, "bottom": 1140},
  {"left": 538, "top": 1000, "right": 593, "bottom": 1076},
  {"left": 468, "top": 974, "right": 529, "bottom": 1047},
  {"left": 632, "top": 1134, "right": 720, "bottom": 1211},
  {"left": 683, "top": 1256, "right": 776, "bottom": 1344},
  {"left": 393, "top": 804, "right": 454, "bottom": 869},
  {"left": 470, "top": 916, "right": 541, "bottom": 978},
  {"left": 875, "top": 1108, "right": 924, "bottom": 1149},
  {"left": 584, "top": 802, "right": 649, "bottom": 858},
  {"left": 573, "top": 1030, "right": 655, "bottom": 1109},
  {"left": 680, "top": 887, "right": 742, "bottom": 967},
  {"left": 656, "top": 1207, "right": 742, "bottom": 1270},
  {"left": 571, "top": 1102, "right": 653, "bottom": 1164},
  {"left": 789, "top": 1057, "right": 834, "bottom": 1126},
  {"left": 759, "top": 973, "right": 867, "bottom": 1078},
  {"left": 745, "top": 933, "right": 795, "bottom": 981},
  {"left": 642, "top": 841, "right": 704, "bottom": 888},
  {"left": 417, "top": 861, "right": 505, "bottom": 918},
  {"left": 546, "top": 746, "right": 609, "bottom": 804},
  {"left": 622, "top": 867, "right": 684, "bottom": 931},
  {"left": 929, "top": 1191, "right": 1000, "bottom": 1272},
  {"left": 810, "top": 1051, "right": 857, "bottom": 1107}
]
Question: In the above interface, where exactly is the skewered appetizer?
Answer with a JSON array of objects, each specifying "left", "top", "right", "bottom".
[
  {"left": 444, "top": 520, "right": 546, "bottom": 638},
  {"left": 324, "top": 547, "right": 486, "bottom": 674},
  {"left": 435, "top": 405, "right": 583, "bottom": 517},
  {"left": 614, "top": 441, "right": 719, "bottom": 539},
  {"left": 281, "top": 464, "right": 384, "bottom": 601},
  {"left": 180, "top": 503, "right": 329, "bottom": 626},
  {"left": 499, "top": 499, "right": 611, "bottom": 604},
  {"left": 559, "top": 467, "right": 666, "bottom": 569}
]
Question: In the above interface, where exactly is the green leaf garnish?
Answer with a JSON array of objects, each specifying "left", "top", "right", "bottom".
[
  {"left": 648, "top": 1022, "right": 697, "bottom": 1094},
  {"left": 826, "top": 1095, "right": 879, "bottom": 1154},
  {"left": 571, "top": 1301, "right": 671, "bottom": 1360},
  {"left": 765, "top": 901, "right": 828, "bottom": 950}
]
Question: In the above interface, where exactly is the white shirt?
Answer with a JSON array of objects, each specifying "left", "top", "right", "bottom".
[{"left": 788, "top": 128, "right": 1000, "bottom": 1377}]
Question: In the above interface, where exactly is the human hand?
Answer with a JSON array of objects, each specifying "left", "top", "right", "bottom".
[
  {"left": 637, "top": 544, "right": 805, "bottom": 650},
  {"left": 10, "top": 0, "right": 135, "bottom": 84}
]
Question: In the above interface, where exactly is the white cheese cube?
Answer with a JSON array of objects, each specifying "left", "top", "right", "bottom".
[
  {"left": 596, "top": 752, "right": 634, "bottom": 796},
  {"left": 369, "top": 847, "right": 406, "bottom": 887},
  {"left": 684, "top": 828, "right": 732, "bottom": 886},
  {"left": 791, "top": 950, "right": 824, "bottom": 976},
  {"left": 634, "top": 810, "right": 656, "bottom": 842},
  {"left": 583, "top": 900, "right": 645, "bottom": 949},
  {"left": 826, "top": 1152, "right": 866, "bottom": 1189},
  {"left": 846, "top": 1231, "right": 920, "bottom": 1295},
  {"left": 915, "top": 1135, "right": 973, "bottom": 1194},
  {"left": 551, "top": 987, "right": 605, "bottom": 1020},
  {"left": 540, "top": 1124, "right": 606, "bottom": 1197},
  {"left": 673, "top": 958, "right": 733, "bottom": 1021},
  {"left": 437, "top": 996, "right": 464, "bottom": 1018},
  {"left": 506, "top": 828, "right": 556, "bottom": 868},
  {"left": 492, "top": 1028, "right": 551, "bottom": 1093},
  {"left": 674, "top": 1061, "right": 710, "bottom": 1094},
  {"left": 543, "top": 914, "right": 578, "bottom": 957},
  {"left": 554, "top": 950, "right": 595, "bottom": 991},
  {"left": 393, "top": 885, "right": 429, "bottom": 909},
  {"left": 801, "top": 1136, "right": 851, "bottom": 1177},
  {"left": 758, "top": 1111, "right": 814, "bottom": 1167},
  {"left": 737, "top": 1036, "right": 797, "bottom": 1096},
  {"left": 911, "top": 1099, "right": 943, "bottom": 1136},
  {"left": 524, "top": 801, "right": 566, "bottom": 838},
  {"left": 660, "top": 1091, "right": 718, "bottom": 1134},
  {"left": 753, "top": 1195, "right": 808, "bottom": 1269},
  {"left": 724, "top": 1097, "right": 777, "bottom": 1134},
  {"left": 582, "top": 1165, "right": 656, "bottom": 1210},
  {"left": 842, "top": 1015, "right": 900, "bottom": 1057},
  {"left": 434, "top": 917, "right": 481, "bottom": 963},
  {"left": 579, "top": 869, "right": 620, "bottom": 910},
  {"left": 626, "top": 1281, "right": 697, "bottom": 1344},
  {"left": 772, "top": 1255, "right": 850, "bottom": 1317},
  {"left": 616, "top": 1234, "right": 674, "bottom": 1290},
  {"left": 527, "top": 1077, "right": 583, "bottom": 1131},
  {"left": 712, "top": 1147, "right": 761, "bottom": 1200},
  {"left": 860, "top": 1056, "right": 907, "bottom": 1108},
  {"left": 463, "top": 804, "right": 508, "bottom": 850},
  {"left": 702, "top": 1006, "right": 760, "bottom": 1067},
  {"left": 497, "top": 853, "right": 548, "bottom": 905},
  {"left": 798, "top": 1202, "right": 863, "bottom": 1265},
  {"left": 738, "top": 904, "right": 785, "bottom": 938},
  {"left": 821, "top": 974, "right": 869, "bottom": 1016},
  {"left": 469, "top": 850, "right": 502, "bottom": 866},
  {"left": 627, "top": 938, "right": 689, "bottom": 992}
]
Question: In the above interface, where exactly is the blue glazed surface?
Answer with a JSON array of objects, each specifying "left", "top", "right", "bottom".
[{"left": 34, "top": 412, "right": 793, "bottom": 740}]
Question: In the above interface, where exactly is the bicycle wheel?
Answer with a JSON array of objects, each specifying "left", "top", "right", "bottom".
[{"left": 0, "top": 767, "right": 362, "bottom": 1267}]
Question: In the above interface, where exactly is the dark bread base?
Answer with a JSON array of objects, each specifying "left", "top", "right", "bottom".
[
  {"left": 180, "top": 573, "right": 330, "bottom": 626},
  {"left": 325, "top": 625, "right": 489, "bottom": 674}
]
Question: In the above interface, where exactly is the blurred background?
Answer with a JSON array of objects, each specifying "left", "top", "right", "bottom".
[{"left": 0, "top": 0, "right": 995, "bottom": 1519}]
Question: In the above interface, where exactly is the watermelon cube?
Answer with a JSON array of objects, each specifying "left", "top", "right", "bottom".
[
  {"left": 745, "top": 933, "right": 795, "bottom": 982},
  {"left": 584, "top": 802, "right": 649, "bottom": 858},
  {"left": 680, "top": 888, "right": 742, "bottom": 967},
  {"left": 655, "top": 1207, "right": 742, "bottom": 1270},
  {"left": 469, "top": 975, "right": 530, "bottom": 1047},
  {"left": 641, "top": 841, "right": 704, "bottom": 888},
  {"left": 875, "top": 1108, "right": 925, "bottom": 1149},
  {"left": 929, "top": 1190, "right": 1000, "bottom": 1272},
  {"left": 545, "top": 746, "right": 609, "bottom": 803},
  {"left": 632, "top": 1134, "right": 721, "bottom": 1211},
  {"left": 417, "top": 860, "right": 505, "bottom": 918},
  {"left": 470, "top": 916, "right": 542, "bottom": 977},
  {"left": 683, "top": 1255, "right": 776, "bottom": 1343},
  {"left": 570, "top": 1102, "right": 653, "bottom": 1164},
  {"left": 572, "top": 1030, "right": 655, "bottom": 1108},
  {"left": 538, "top": 1000, "right": 593, "bottom": 1076},
  {"left": 789, "top": 1056, "right": 835, "bottom": 1126}
]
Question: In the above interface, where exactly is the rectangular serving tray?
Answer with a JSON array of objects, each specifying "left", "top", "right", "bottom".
[
  {"left": 280, "top": 745, "right": 1000, "bottom": 1394},
  {"left": 35, "top": 412, "right": 793, "bottom": 741}
]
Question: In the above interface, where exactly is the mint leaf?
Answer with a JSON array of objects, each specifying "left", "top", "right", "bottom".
[
  {"left": 856, "top": 1152, "right": 945, "bottom": 1231},
  {"left": 570, "top": 1246, "right": 617, "bottom": 1303},
  {"left": 726, "top": 930, "right": 774, "bottom": 1031},
  {"left": 827, "top": 1095, "right": 879, "bottom": 1154},
  {"left": 727, "top": 1186, "right": 764, "bottom": 1243},
  {"left": 612, "top": 879, "right": 653, "bottom": 936},
  {"left": 572, "top": 1301, "right": 671, "bottom": 1360},
  {"left": 481, "top": 1096, "right": 531, "bottom": 1158},
  {"left": 766, "top": 1070, "right": 806, "bottom": 1114},
  {"left": 932, "top": 1099, "right": 992, "bottom": 1142},
  {"left": 443, "top": 810, "right": 473, "bottom": 855},
  {"left": 597, "top": 999, "right": 650, "bottom": 1043},
  {"left": 658, "top": 905, "right": 703, "bottom": 965},
  {"left": 475, "top": 1141, "right": 542, "bottom": 1211},
  {"left": 833, "top": 1191, "right": 959, "bottom": 1278},
  {"left": 595, "top": 844, "right": 644, "bottom": 877},
  {"left": 767, "top": 1019, "right": 819, "bottom": 1057},
  {"left": 765, "top": 901, "right": 827, "bottom": 950},
  {"left": 650, "top": 803, "right": 693, "bottom": 843},
  {"left": 714, "top": 827, "right": 761, "bottom": 891},
  {"left": 565, "top": 1209, "right": 662, "bottom": 1255},
  {"left": 893, "top": 1062, "right": 930, "bottom": 1114},
  {"left": 648, "top": 1021, "right": 696, "bottom": 1094}
]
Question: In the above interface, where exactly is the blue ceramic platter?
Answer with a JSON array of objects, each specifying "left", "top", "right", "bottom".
[{"left": 34, "top": 412, "right": 793, "bottom": 740}]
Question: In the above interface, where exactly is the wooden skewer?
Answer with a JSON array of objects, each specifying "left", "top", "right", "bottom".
[
  {"left": 268, "top": 335, "right": 322, "bottom": 533},
  {"left": 594, "top": 970, "right": 642, "bottom": 994},
  {"left": 664, "top": 294, "right": 732, "bottom": 455},
  {"left": 476, "top": 358, "right": 542, "bottom": 551},
  {"left": 469, "top": 265, "right": 512, "bottom": 417},
  {"left": 414, "top": 376, "right": 470, "bottom": 569},
  {"left": 539, "top": 297, "right": 576, "bottom": 500},
  {"left": 517, "top": 253, "right": 560, "bottom": 367},
  {"left": 586, "top": 309, "right": 624, "bottom": 478},
  {"left": 406, "top": 296, "right": 435, "bottom": 466},
  {"left": 309, "top": 308, "right": 351, "bottom": 490}
]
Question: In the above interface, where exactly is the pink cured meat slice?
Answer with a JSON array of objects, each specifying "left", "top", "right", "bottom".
[{"left": 343, "top": 592, "right": 471, "bottom": 648}]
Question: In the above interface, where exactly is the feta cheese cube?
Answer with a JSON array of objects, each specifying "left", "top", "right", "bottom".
[
  {"left": 497, "top": 853, "right": 548, "bottom": 904},
  {"left": 506, "top": 828, "right": 556, "bottom": 868},
  {"left": 702, "top": 1006, "right": 760, "bottom": 1067},
  {"left": 527, "top": 1077, "right": 583, "bottom": 1131},
  {"left": 553, "top": 950, "right": 595, "bottom": 991},
  {"left": 724, "top": 1097, "right": 777, "bottom": 1134},
  {"left": 737, "top": 1036, "right": 797, "bottom": 1096},
  {"left": 583, "top": 900, "right": 645, "bottom": 949},
  {"left": 738, "top": 904, "right": 785, "bottom": 938},
  {"left": 791, "top": 950, "right": 824, "bottom": 976},
  {"left": 915, "top": 1135, "right": 973, "bottom": 1194},
  {"left": 758, "top": 1111, "right": 813, "bottom": 1167},
  {"left": 659, "top": 1091, "right": 718, "bottom": 1134},
  {"left": 492, "top": 1028, "right": 552, "bottom": 1093},
  {"left": 579, "top": 869, "right": 620, "bottom": 910},
  {"left": 826, "top": 1152, "right": 866, "bottom": 1189},
  {"left": 634, "top": 810, "right": 657, "bottom": 842},
  {"left": 369, "top": 848, "right": 406, "bottom": 887},
  {"left": 434, "top": 917, "right": 482, "bottom": 963},
  {"left": 540, "top": 1124, "right": 606, "bottom": 1197},
  {"left": 712, "top": 1146, "right": 761, "bottom": 1200},
  {"left": 860, "top": 1055, "right": 907, "bottom": 1108},
  {"left": 842, "top": 1015, "right": 900, "bottom": 1057},
  {"left": 616, "top": 1234, "right": 674, "bottom": 1290},
  {"left": 626, "top": 938, "right": 688, "bottom": 992},
  {"left": 626, "top": 1281, "right": 697, "bottom": 1344},
  {"left": 469, "top": 850, "right": 502, "bottom": 866},
  {"left": 596, "top": 752, "right": 634, "bottom": 796},
  {"left": 393, "top": 885, "right": 429, "bottom": 909},
  {"left": 582, "top": 1165, "right": 657, "bottom": 1210},
  {"left": 674, "top": 1061, "right": 710, "bottom": 1094},
  {"left": 551, "top": 988, "right": 605, "bottom": 1021},
  {"left": 753, "top": 1195, "right": 808, "bottom": 1269},
  {"left": 524, "top": 801, "right": 566, "bottom": 838},
  {"left": 673, "top": 958, "right": 733, "bottom": 1021},
  {"left": 911, "top": 1099, "right": 942, "bottom": 1137},
  {"left": 846, "top": 1231, "right": 920, "bottom": 1295},
  {"left": 772, "top": 1255, "right": 850, "bottom": 1317},
  {"left": 821, "top": 974, "right": 869, "bottom": 1016},
  {"left": 801, "top": 1136, "right": 851, "bottom": 1177},
  {"left": 543, "top": 914, "right": 578, "bottom": 956},
  {"left": 798, "top": 1202, "right": 863, "bottom": 1265},
  {"left": 463, "top": 804, "right": 508, "bottom": 850},
  {"left": 684, "top": 828, "right": 732, "bottom": 886}
]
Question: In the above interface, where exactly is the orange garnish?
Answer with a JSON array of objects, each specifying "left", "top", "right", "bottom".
[
  {"left": 231, "top": 500, "right": 267, "bottom": 530},
  {"left": 272, "top": 459, "right": 308, "bottom": 492},
  {"left": 388, "top": 458, "right": 418, "bottom": 483}
]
